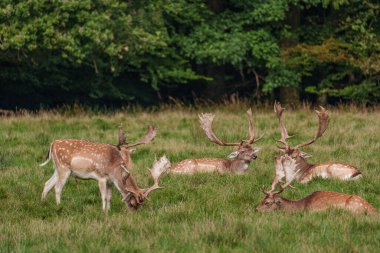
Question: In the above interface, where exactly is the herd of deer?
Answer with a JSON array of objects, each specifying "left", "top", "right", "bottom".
[{"left": 39, "top": 102, "right": 376, "bottom": 214}]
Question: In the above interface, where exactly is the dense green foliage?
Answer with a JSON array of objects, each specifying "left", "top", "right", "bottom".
[
  {"left": 1, "top": 1, "right": 380, "bottom": 108},
  {"left": 1, "top": 107, "right": 380, "bottom": 252}
]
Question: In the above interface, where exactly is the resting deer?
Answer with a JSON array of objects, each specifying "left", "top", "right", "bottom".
[
  {"left": 270, "top": 102, "right": 362, "bottom": 191},
  {"left": 170, "top": 109, "right": 262, "bottom": 174},
  {"left": 256, "top": 187, "right": 376, "bottom": 214},
  {"left": 40, "top": 126, "right": 170, "bottom": 211}
]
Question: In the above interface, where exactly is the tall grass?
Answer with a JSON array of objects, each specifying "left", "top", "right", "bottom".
[{"left": 0, "top": 105, "right": 379, "bottom": 252}]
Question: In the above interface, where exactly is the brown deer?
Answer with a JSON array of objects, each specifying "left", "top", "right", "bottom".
[
  {"left": 170, "top": 109, "right": 262, "bottom": 174},
  {"left": 270, "top": 102, "right": 362, "bottom": 191},
  {"left": 256, "top": 188, "right": 376, "bottom": 214},
  {"left": 40, "top": 126, "right": 170, "bottom": 211}
]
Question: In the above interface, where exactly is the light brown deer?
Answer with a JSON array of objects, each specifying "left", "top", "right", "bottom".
[
  {"left": 170, "top": 109, "right": 262, "bottom": 174},
  {"left": 256, "top": 188, "right": 376, "bottom": 214},
  {"left": 270, "top": 102, "right": 362, "bottom": 191},
  {"left": 40, "top": 126, "right": 170, "bottom": 211}
]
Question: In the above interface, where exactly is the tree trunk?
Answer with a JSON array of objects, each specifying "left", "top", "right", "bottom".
[
  {"left": 203, "top": 0, "right": 227, "bottom": 99},
  {"left": 279, "top": 5, "right": 301, "bottom": 105},
  {"left": 279, "top": 87, "right": 300, "bottom": 105}
]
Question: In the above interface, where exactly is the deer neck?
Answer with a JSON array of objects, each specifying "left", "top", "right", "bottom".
[
  {"left": 112, "top": 170, "right": 142, "bottom": 198},
  {"left": 280, "top": 197, "right": 306, "bottom": 211},
  {"left": 295, "top": 158, "right": 314, "bottom": 178},
  {"left": 229, "top": 158, "right": 250, "bottom": 174},
  {"left": 124, "top": 174, "right": 143, "bottom": 195}
]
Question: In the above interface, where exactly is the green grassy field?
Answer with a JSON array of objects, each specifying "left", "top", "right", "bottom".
[{"left": 1, "top": 105, "right": 380, "bottom": 252}]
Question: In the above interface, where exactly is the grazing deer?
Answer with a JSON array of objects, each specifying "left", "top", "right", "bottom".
[
  {"left": 40, "top": 126, "right": 170, "bottom": 211},
  {"left": 256, "top": 188, "right": 376, "bottom": 214},
  {"left": 270, "top": 102, "right": 362, "bottom": 191},
  {"left": 170, "top": 109, "right": 262, "bottom": 174}
]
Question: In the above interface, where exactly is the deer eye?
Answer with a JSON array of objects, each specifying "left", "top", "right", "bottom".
[{"left": 265, "top": 202, "right": 271, "bottom": 206}]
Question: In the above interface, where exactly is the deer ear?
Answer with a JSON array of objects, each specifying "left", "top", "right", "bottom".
[
  {"left": 227, "top": 151, "right": 239, "bottom": 159},
  {"left": 299, "top": 151, "right": 311, "bottom": 158},
  {"left": 253, "top": 147, "right": 261, "bottom": 154},
  {"left": 275, "top": 199, "right": 282, "bottom": 205}
]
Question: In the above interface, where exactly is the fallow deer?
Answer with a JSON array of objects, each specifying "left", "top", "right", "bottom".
[
  {"left": 256, "top": 188, "right": 376, "bottom": 214},
  {"left": 170, "top": 109, "right": 262, "bottom": 174},
  {"left": 270, "top": 102, "right": 362, "bottom": 191},
  {"left": 40, "top": 126, "right": 170, "bottom": 211}
]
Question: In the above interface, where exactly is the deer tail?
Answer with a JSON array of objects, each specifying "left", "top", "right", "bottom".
[{"left": 39, "top": 144, "right": 52, "bottom": 167}]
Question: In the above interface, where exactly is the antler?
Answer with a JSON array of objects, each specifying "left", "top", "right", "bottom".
[
  {"left": 143, "top": 155, "right": 171, "bottom": 198},
  {"left": 199, "top": 113, "right": 241, "bottom": 146},
  {"left": 274, "top": 101, "right": 290, "bottom": 150},
  {"left": 295, "top": 106, "right": 329, "bottom": 149},
  {"left": 125, "top": 126, "right": 157, "bottom": 148},
  {"left": 246, "top": 108, "right": 263, "bottom": 144},
  {"left": 262, "top": 186, "right": 285, "bottom": 196},
  {"left": 118, "top": 125, "right": 127, "bottom": 147}
]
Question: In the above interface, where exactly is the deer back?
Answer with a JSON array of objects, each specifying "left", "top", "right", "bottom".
[{"left": 51, "top": 139, "right": 123, "bottom": 172}]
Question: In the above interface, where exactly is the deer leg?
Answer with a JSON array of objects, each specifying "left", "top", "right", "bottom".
[
  {"left": 98, "top": 178, "right": 107, "bottom": 211},
  {"left": 42, "top": 170, "right": 58, "bottom": 200},
  {"left": 54, "top": 170, "right": 70, "bottom": 205},
  {"left": 106, "top": 182, "right": 112, "bottom": 211}
]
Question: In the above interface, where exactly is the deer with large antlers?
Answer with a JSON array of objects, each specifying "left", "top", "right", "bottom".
[
  {"left": 256, "top": 187, "right": 376, "bottom": 214},
  {"left": 269, "top": 102, "right": 362, "bottom": 191},
  {"left": 170, "top": 109, "right": 262, "bottom": 174},
  {"left": 40, "top": 126, "right": 170, "bottom": 211}
]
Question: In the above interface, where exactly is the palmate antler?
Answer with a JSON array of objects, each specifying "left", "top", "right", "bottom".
[
  {"left": 267, "top": 155, "right": 297, "bottom": 194},
  {"left": 143, "top": 155, "right": 171, "bottom": 198},
  {"left": 199, "top": 113, "right": 240, "bottom": 146},
  {"left": 199, "top": 108, "right": 262, "bottom": 147},
  {"left": 118, "top": 125, "right": 127, "bottom": 147},
  {"left": 274, "top": 102, "right": 329, "bottom": 150},
  {"left": 118, "top": 125, "right": 157, "bottom": 148},
  {"left": 295, "top": 106, "right": 329, "bottom": 149},
  {"left": 274, "top": 101, "right": 290, "bottom": 150},
  {"left": 245, "top": 108, "right": 263, "bottom": 144}
]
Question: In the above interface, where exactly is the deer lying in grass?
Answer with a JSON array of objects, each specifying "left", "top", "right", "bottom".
[
  {"left": 170, "top": 109, "right": 262, "bottom": 174},
  {"left": 270, "top": 102, "right": 362, "bottom": 191},
  {"left": 40, "top": 126, "right": 170, "bottom": 211},
  {"left": 256, "top": 187, "right": 376, "bottom": 214}
]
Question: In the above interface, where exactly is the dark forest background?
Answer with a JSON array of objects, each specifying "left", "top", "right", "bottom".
[{"left": 1, "top": 0, "right": 380, "bottom": 109}]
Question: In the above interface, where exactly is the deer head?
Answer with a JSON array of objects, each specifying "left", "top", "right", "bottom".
[
  {"left": 256, "top": 188, "right": 286, "bottom": 212},
  {"left": 117, "top": 125, "right": 157, "bottom": 168},
  {"left": 123, "top": 155, "right": 171, "bottom": 211},
  {"left": 274, "top": 101, "right": 329, "bottom": 160},
  {"left": 198, "top": 108, "right": 262, "bottom": 162}
]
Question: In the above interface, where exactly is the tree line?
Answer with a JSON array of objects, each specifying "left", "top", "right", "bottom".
[{"left": 1, "top": 0, "right": 379, "bottom": 109}]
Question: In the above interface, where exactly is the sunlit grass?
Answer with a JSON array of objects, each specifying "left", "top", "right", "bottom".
[{"left": 0, "top": 105, "right": 380, "bottom": 252}]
